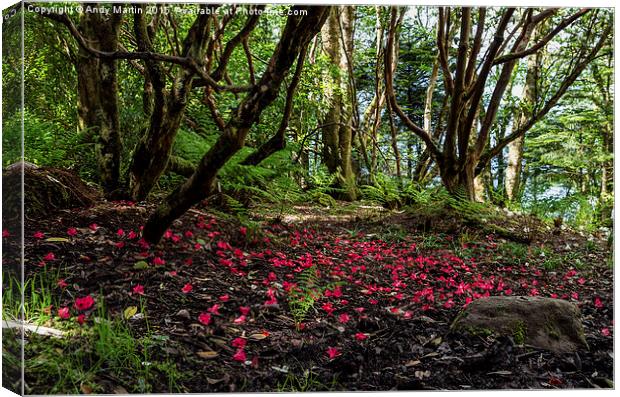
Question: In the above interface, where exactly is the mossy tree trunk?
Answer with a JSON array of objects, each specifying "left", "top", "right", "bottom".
[
  {"left": 142, "top": 6, "right": 331, "bottom": 244},
  {"left": 127, "top": 7, "right": 211, "bottom": 201},
  {"left": 76, "top": 10, "right": 123, "bottom": 196},
  {"left": 320, "top": 6, "right": 357, "bottom": 201}
]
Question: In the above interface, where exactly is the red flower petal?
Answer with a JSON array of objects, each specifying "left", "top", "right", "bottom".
[
  {"left": 232, "top": 349, "right": 247, "bottom": 362},
  {"left": 58, "top": 307, "right": 70, "bottom": 319},
  {"left": 198, "top": 312, "right": 211, "bottom": 326},
  {"left": 327, "top": 346, "right": 341, "bottom": 359}
]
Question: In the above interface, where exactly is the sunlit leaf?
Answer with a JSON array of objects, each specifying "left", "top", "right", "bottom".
[{"left": 123, "top": 306, "right": 138, "bottom": 319}]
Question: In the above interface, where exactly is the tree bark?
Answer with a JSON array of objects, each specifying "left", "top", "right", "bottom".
[
  {"left": 127, "top": 8, "right": 212, "bottom": 201},
  {"left": 76, "top": 9, "right": 123, "bottom": 195},
  {"left": 241, "top": 46, "right": 307, "bottom": 166},
  {"left": 320, "top": 6, "right": 357, "bottom": 200},
  {"left": 505, "top": 25, "right": 543, "bottom": 201},
  {"left": 142, "top": 6, "right": 330, "bottom": 244}
]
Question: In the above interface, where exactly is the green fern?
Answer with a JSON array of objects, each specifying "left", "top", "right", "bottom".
[
  {"left": 360, "top": 173, "right": 401, "bottom": 209},
  {"left": 446, "top": 186, "right": 495, "bottom": 221},
  {"left": 287, "top": 267, "right": 341, "bottom": 330},
  {"left": 304, "top": 165, "right": 340, "bottom": 206}
]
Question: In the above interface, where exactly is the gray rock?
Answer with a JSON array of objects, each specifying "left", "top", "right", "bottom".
[{"left": 451, "top": 296, "right": 588, "bottom": 353}]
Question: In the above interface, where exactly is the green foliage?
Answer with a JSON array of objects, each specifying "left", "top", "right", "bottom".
[
  {"left": 2, "top": 111, "right": 93, "bottom": 176},
  {"left": 518, "top": 39, "right": 613, "bottom": 231},
  {"left": 418, "top": 234, "right": 442, "bottom": 250},
  {"left": 498, "top": 242, "right": 528, "bottom": 264},
  {"left": 22, "top": 294, "right": 183, "bottom": 394},
  {"left": 402, "top": 183, "right": 449, "bottom": 207},
  {"left": 532, "top": 246, "right": 563, "bottom": 271},
  {"left": 277, "top": 370, "right": 337, "bottom": 392},
  {"left": 360, "top": 173, "right": 401, "bottom": 209},
  {"left": 304, "top": 165, "right": 338, "bottom": 207},
  {"left": 512, "top": 321, "right": 527, "bottom": 345},
  {"left": 2, "top": 4, "right": 612, "bottom": 239},
  {"left": 172, "top": 128, "right": 215, "bottom": 164},
  {"left": 377, "top": 224, "right": 409, "bottom": 243},
  {"left": 522, "top": 192, "right": 602, "bottom": 232},
  {"left": 3, "top": 267, "right": 62, "bottom": 324},
  {"left": 446, "top": 187, "right": 496, "bottom": 221},
  {"left": 287, "top": 267, "right": 341, "bottom": 330},
  {"left": 221, "top": 147, "right": 306, "bottom": 213},
  {"left": 287, "top": 267, "right": 322, "bottom": 329}
]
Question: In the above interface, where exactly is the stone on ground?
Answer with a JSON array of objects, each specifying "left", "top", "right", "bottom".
[{"left": 451, "top": 296, "right": 588, "bottom": 353}]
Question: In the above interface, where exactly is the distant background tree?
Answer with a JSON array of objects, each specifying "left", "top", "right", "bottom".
[
  {"left": 385, "top": 7, "right": 611, "bottom": 201},
  {"left": 7, "top": 4, "right": 613, "bottom": 240}
]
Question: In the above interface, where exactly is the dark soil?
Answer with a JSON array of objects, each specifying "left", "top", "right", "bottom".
[{"left": 3, "top": 199, "right": 614, "bottom": 392}]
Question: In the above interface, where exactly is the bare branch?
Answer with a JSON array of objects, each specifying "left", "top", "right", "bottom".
[
  {"left": 31, "top": 4, "right": 251, "bottom": 94},
  {"left": 241, "top": 46, "right": 308, "bottom": 166},
  {"left": 478, "top": 22, "right": 611, "bottom": 173},
  {"left": 437, "top": 7, "right": 454, "bottom": 94},
  {"left": 202, "top": 88, "right": 227, "bottom": 131},
  {"left": 493, "top": 8, "right": 589, "bottom": 65},
  {"left": 211, "top": 5, "right": 265, "bottom": 81},
  {"left": 385, "top": 7, "right": 442, "bottom": 161},
  {"left": 242, "top": 38, "right": 256, "bottom": 85},
  {"left": 459, "top": 8, "right": 514, "bottom": 161}
]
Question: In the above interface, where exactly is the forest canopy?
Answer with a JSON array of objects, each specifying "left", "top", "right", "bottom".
[{"left": 2, "top": 3, "right": 613, "bottom": 241}]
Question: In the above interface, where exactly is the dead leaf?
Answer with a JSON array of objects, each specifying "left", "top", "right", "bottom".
[
  {"left": 80, "top": 382, "right": 94, "bottom": 394},
  {"left": 414, "top": 370, "right": 431, "bottom": 379},
  {"left": 112, "top": 385, "right": 128, "bottom": 394},
  {"left": 488, "top": 370, "right": 512, "bottom": 376},
  {"left": 45, "top": 237, "right": 69, "bottom": 243},
  {"left": 209, "top": 337, "right": 228, "bottom": 346},
  {"left": 197, "top": 351, "right": 219, "bottom": 359},
  {"left": 248, "top": 333, "right": 268, "bottom": 341},
  {"left": 404, "top": 360, "right": 421, "bottom": 367},
  {"left": 429, "top": 336, "right": 442, "bottom": 347},
  {"left": 123, "top": 306, "right": 138, "bottom": 319}
]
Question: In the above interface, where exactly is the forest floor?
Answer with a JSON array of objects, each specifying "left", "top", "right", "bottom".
[{"left": 2, "top": 198, "right": 614, "bottom": 393}]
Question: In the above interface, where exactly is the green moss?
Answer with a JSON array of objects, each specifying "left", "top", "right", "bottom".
[
  {"left": 449, "top": 311, "right": 469, "bottom": 330},
  {"left": 469, "top": 326, "right": 495, "bottom": 337},
  {"left": 454, "top": 324, "right": 495, "bottom": 337},
  {"left": 513, "top": 321, "right": 527, "bottom": 345},
  {"left": 544, "top": 322, "right": 561, "bottom": 340}
]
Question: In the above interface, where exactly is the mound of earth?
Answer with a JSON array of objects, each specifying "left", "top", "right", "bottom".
[{"left": 2, "top": 163, "right": 100, "bottom": 222}]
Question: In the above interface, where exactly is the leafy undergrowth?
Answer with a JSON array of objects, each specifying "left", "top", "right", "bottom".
[{"left": 2, "top": 200, "right": 613, "bottom": 392}]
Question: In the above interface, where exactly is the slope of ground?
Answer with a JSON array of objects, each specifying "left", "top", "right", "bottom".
[{"left": 1, "top": 200, "right": 613, "bottom": 393}]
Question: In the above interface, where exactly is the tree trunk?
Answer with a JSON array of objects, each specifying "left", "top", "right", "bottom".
[
  {"left": 387, "top": 101, "right": 401, "bottom": 180},
  {"left": 76, "top": 11, "right": 122, "bottom": 195},
  {"left": 439, "top": 158, "right": 478, "bottom": 201},
  {"left": 128, "top": 108, "right": 188, "bottom": 200},
  {"left": 127, "top": 11, "right": 211, "bottom": 201},
  {"left": 505, "top": 134, "right": 525, "bottom": 201},
  {"left": 505, "top": 25, "right": 543, "bottom": 201},
  {"left": 142, "top": 6, "right": 330, "bottom": 244},
  {"left": 320, "top": 6, "right": 357, "bottom": 201}
]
